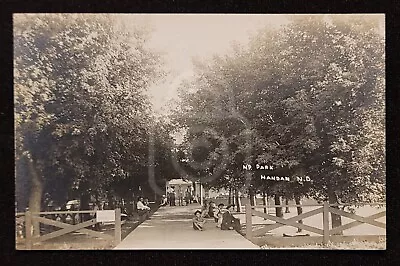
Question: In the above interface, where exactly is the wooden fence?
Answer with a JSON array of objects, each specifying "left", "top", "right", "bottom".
[
  {"left": 245, "top": 202, "right": 386, "bottom": 245},
  {"left": 16, "top": 209, "right": 122, "bottom": 250}
]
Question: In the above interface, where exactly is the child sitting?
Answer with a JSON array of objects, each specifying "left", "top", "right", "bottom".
[
  {"left": 201, "top": 200, "right": 210, "bottom": 218},
  {"left": 208, "top": 202, "right": 217, "bottom": 218},
  {"left": 192, "top": 210, "right": 206, "bottom": 231},
  {"left": 214, "top": 203, "right": 225, "bottom": 228}
]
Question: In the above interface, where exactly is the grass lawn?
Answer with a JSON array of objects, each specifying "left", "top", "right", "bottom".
[{"left": 261, "top": 239, "right": 386, "bottom": 250}]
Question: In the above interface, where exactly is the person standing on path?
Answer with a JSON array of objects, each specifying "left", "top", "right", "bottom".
[
  {"left": 185, "top": 189, "right": 189, "bottom": 205},
  {"left": 178, "top": 186, "right": 184, "bottom": 206},
  {"left": 167, "top": 189, "right": 172, "bottom": 206},
  {"left": 185, "top": 188, "right": 192, "bottom": 205},
  {"left": 171, "top": 188, "right": 176, "bottom": 206},
  {"left": 92, "top": 202, "right": 101, "bottom": 231}
]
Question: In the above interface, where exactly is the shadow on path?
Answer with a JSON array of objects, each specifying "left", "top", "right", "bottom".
[{"left": 115, "top": 204, "right": 259, "bottom": 249}]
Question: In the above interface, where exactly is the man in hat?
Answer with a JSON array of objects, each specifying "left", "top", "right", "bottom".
[{"left": 137, "top": 196, "right": 151, "bottom": 221}]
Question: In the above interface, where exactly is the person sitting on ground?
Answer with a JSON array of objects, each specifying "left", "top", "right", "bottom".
[
  {"left": 208, "top": 202, "right": 217, "bottom": 218},
  {"left": 214, "top": 203, "right": 225, "bottom": 227},
  {"left": 201, "top": 200, "right": 210, "bottom": 218},
  {"left": 221, "top": 204, "right": 241, "bottom": 232},
  {"left": 192, "top": 210, "right": 206, "bottom": 231},
  {"left": 136, "top": 196, "right": 151, "bottom": 220},
  {"left": 160, "top": 195, "right": 167, "bottom": 206}
]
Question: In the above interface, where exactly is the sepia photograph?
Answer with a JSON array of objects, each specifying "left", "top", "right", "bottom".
[{"left": 14, "top": 13, "right": 385, "bottom": 250}]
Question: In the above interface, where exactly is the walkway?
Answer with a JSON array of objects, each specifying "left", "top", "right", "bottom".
[{"left": 114, "top": 204, "right": 259, "bottom": 249}]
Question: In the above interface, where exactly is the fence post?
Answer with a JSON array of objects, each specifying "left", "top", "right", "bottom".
[
  {"left": 115, "top": 208, "right": 121, "bottom": 245},
  {"left": 245, "top": 204, "right": 253, "bottom": 240},
  {"left": 323, "top": 201, "right": 329, "bottom": 245},
  {"left": 25, "top": 211, "right": 32, "bottom": 250}
]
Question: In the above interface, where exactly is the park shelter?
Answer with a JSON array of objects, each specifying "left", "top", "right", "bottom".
[{"left": 166, "top": 179, "right": 193, "bottom": 196}]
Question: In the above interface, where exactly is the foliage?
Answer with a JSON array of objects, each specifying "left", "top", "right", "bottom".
[
  {"left": 14, "top": 14, "right": 166, "bottom": 210},
  {"left": 171, "top": 15, "right": 385, "bottom": 204}
]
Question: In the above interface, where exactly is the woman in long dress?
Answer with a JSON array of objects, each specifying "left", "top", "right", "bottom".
[{"left": 221, "top": 204, "right": 241, "bottom": 232}]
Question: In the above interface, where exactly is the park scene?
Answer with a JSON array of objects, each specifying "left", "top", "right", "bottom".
[{"left": 14, "top": 14, "right": 385, "bottom": 250}]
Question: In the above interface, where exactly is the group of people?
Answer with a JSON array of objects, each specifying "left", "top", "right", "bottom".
[
  {"left": 165, "top": 187, "right": 194, "bottom": 207},
  {"left": 136, "top": 196, "right": 151, "bottom": 220},
  {"left": 192, "top": 200, "right": 241, "bottom": 232}
]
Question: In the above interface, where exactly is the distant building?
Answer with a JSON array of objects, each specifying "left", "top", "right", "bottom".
[{"left": 166, "top": 179, "right": 193, "bottom": 194}]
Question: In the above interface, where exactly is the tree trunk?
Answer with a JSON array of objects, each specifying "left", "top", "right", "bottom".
[
  {"left": 107, "top": 192, "right": 115, "bottom": 209},
  {"left": 294, "top": 195, "right": 303, "bottom": 233},
  {"left": 80, "top": 192, "right": 90, "bottom": 222},
  {"left": 249, "top": 189, "right": 256, "bottom": 206},
  {"left": 328, "top": 189, "right": 343, "bottom": 235},
  {"left": 274, "top": 195, "right": 283, "bottom": 218},
  {"left": 262, "top": 191, "right": 268, "bottom": 219},
  {"left": 285, "top": 198, "right": 290, "bottom": 213},
  {"left": 235, "top": 189, "right": 242, "bottom": 212},
  {"left": 78, "top": 179, "right": 91, "bottom": 222},
  {"left": 27, "top": 157, "right": 43, "bottom": 237},
  {"left": 95, "top": 191, "right": 100, "bottom": 206},
  {"left": 228, "top": 187, "right": 232, "bottom": 205},
  {"left": 199, "top": 183, "right": 203, "bottom": 206}
]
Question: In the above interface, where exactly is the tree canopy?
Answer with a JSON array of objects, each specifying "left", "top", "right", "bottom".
[
  {"left": 171, "top": 15, "right": 385, "bottom": 206},
  {"left": 14, "top": 14, "right": 170, "bottom": 213}
]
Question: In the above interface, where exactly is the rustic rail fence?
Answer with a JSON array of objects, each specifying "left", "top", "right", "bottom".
[
  {"left": 16, "top": 209, "right": 122, "bottom": 250},
  {"left": 244, "top": 202, "right": 386, "bottom": 246}
]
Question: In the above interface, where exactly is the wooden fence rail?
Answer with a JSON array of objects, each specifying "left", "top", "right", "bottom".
[
  {"left": 233, "top": 202, "right": 385, "bottom": 216},
  {"left": 245, "top": 202, "right": 386, "bottom": 245},
  {"left": 16, "top": 208, "right": 122, "bottom": 250},
  {"left": 240, "top": 202, "right": 385, "bottom": 209}
]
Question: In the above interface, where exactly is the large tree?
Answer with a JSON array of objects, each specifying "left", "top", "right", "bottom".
[
  {"left": 14, "top": 14, "right": 165, "bottom": 226},
  {"left": 172, "top": 15, "right": 385, "bottom": 230}
]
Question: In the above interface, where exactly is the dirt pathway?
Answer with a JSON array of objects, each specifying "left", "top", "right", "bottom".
[{"left": 114, "top": 204, "right": 259, "bottom": 249}]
